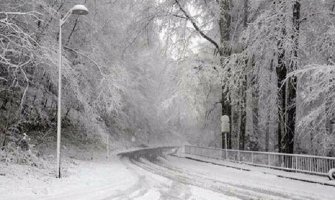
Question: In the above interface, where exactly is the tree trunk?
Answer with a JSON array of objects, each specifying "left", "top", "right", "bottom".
[
  {"left": 266, "top": 61, "right": 275, "bottom": 151},
  {"left": 265, "top": 113, "right": 270, "bottom": 151},
  {"left": 283, "top": 0, "right": 300, "bottom": 154},
  {"left": 252, "top": 72, "right": 259, "bottom": 150},
  {"left": 277, "top": 1, "right": 300, "bottom": 155},
  {"left": 239, "top": 0, "right": 248, "bottom": 150},
  {"left": 276, "top": 58, "right": 286, "bottom": 153},
  {"left": 240, "top": 97, "right": 246, "bottom": 150},
  {"left": 275, "top": 0, "right": 286, "bottom": 153}
]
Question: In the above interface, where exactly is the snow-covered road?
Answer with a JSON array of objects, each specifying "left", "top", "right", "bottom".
[
  {"left": 118, "top": 147, "right": 335, "bottom": 200},
  {"left": 1, "top": 147, "right": 335, "bottom": 200}
]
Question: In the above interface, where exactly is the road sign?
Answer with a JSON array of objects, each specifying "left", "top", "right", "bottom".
[{"left": 221, "top": 115, "right": 230, "bottom": 133}]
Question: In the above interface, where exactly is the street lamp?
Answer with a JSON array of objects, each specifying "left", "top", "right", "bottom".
[{"left": 57, "top": 5, "right": 88, "bottom": 178}]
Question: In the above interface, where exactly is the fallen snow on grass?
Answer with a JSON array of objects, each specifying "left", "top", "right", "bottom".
[{"left": 0, "top": 156, "right": 137, "bottom": 200}]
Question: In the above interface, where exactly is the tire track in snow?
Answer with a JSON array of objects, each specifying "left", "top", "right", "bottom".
[
  {"left": 119, "top": 148, "right": 318, "bottom": 200},
  {"left": 100, "top": 175, "right": 150, "bottom": 200},
  {"left": 117, "top": 154, "right": 195, "bottom": 200}
]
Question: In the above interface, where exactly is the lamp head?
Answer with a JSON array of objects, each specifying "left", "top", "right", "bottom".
[{"left": 71, "top": 5, "right": 89, "bottom": 15}]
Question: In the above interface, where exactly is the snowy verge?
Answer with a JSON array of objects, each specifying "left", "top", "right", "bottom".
[
  {"left": 179, "top": 153, "right": 335, "bottom": 187},
  {"left": 0, "top": 155, "right": 138, "bottom": 200}
]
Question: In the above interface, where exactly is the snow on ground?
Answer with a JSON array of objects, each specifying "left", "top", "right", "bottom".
[
  {"left": 119, "top": 155, "right": 240, "bottom": 200},
  {"left": 1, "top": 148, "right": 335, "bottom": 200},
  {"left": 0, "top": 152, "right": 238, "bottom": 200},
  {"left": 0, "top": 156, "right": 137, "bottom": 200},
  {"left": 181, "top": 153, "right": 335, "bottom": 186},
  {"left": 158, "top": 155, "right": 335, "bottom": 200}
]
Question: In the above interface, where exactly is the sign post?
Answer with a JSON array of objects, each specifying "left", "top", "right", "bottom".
[{"left": 221, "top": 115, "right": 230, "bottom": 159}]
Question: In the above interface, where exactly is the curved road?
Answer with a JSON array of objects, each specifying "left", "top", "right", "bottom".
[{"left": 115, "top": 147, "right": 335, "bottom": 200}]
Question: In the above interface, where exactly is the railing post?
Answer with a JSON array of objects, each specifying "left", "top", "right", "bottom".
[
  {"left": 267, "top": 154, "right": 270, "bottom": 166},
  {"left": 295, "top": 156, "right": 298, "bottom": 172},
  {"left": 251, "top": 152, "right": 254, "bottom": 164}
]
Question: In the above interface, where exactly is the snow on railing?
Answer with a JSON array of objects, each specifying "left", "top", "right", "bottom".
[{"left": 184, "top": 145, "right": 335, "bottom": 176}]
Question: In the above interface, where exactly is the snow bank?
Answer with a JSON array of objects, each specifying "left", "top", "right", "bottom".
[{"left": 0, "top": 155, "right": 137, "bottom": 200}]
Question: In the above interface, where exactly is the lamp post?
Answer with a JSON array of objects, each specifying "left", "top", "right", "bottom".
[{"left": 57, "top": 5, "right": 88, "bottom": 178}]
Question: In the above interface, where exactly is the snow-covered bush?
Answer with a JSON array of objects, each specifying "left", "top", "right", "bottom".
[{"left": 0, "top": 134, "right": 41, "bottom": 167}]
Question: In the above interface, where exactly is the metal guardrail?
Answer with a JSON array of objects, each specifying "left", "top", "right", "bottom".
[{"left": 184, "top": 145, "right": 335, "bottom": 176}]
